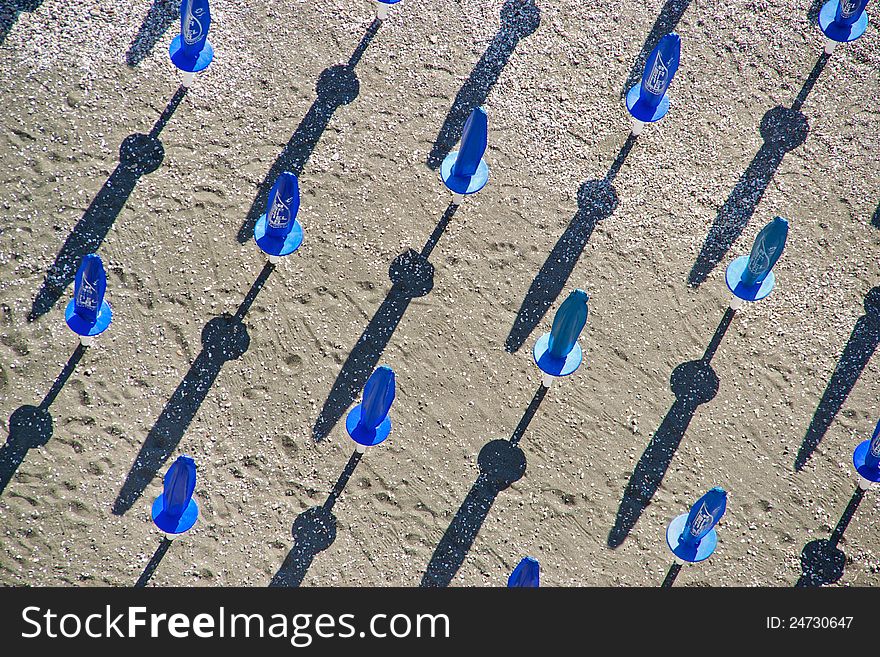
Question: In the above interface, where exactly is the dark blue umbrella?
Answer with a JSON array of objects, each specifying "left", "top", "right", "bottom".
[
  {"left": 507, "top": 556, "right": 540, "bottom": 587},
  {"left": 151, "top": 455, "right": 199, "bottom": 536},
  {"left": 254, "top": 171, "right": 304, "bottom": 264},
  {"left": 440, "top": 106, "right": 490, "bottom": 205},
  {"left": 374, "top": 0, "right": 402, "bottom": 20},
  {"left": 819, "top": 0, "right": 870, "bottom": 53},
  {"left": 533, "top": 289, "right": 588, "bottom": 387},
  {"left": 852, "top": 419, "right": 880, "bottom": 490},
  {"left": 666, "top": 487, "right": 727, "bottom": 564},
  {"left": 346, "top": 366, "right": 395, "bottom": 452},
  {"left": 725, "top": 216, "right": 788, "bottom": 308},
  {"left": 625, "top": 33, "right": 680, "bottom": 135},
  {"left": 169, "top": 0, "right": 214, "bottom": 86},
  {"left": 65, "top": 253, "right": 112, "bottom": 346}
]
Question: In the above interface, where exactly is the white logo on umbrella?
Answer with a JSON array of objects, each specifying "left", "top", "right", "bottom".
[
  {"left": 268, "top": 194, "right": 292, "bottom": 229},
  {"left": 644, "top": 53, "right": 669, "bottom": 96},
  {"left": 77, "top": 277, "right": 99, "bottom": 311},
  {"left": 183, "top": 2, "right": 205, "bottom": 46},
  {"left": 840, "top": 0, "right": 859, "bottom": 18},
  {"left": 747, "top": 236, "right": 778, "bottom": 277},
  {"left": 689, "top": 503, "right": 714, "bottom": 538},
  {"left": 870, "top": 434, "right": 880, "bottom": 458}
]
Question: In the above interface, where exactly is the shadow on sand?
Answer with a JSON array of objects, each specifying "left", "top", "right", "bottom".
[
  {"left": 236, "top": 20, "right": 381, "bottom": 244},
  {"left": 270, "top": 451, "right": 363, "bottom": 587},
  {"left": 796, "top": 287, "right": 880, "bottom": 471},
  {"left": 312, "top": 204, "right": 457, "bottom": 441},
  {"left": 688, "top": 55, "right": 828, "bottom": 286},
  {"left": 608, "top": 307, "right": 735, "bottom": 547},
  {"left": 0, "top": 0, "right": 42, "bottom": 45},
  {"left": 0, "top": 345, "right": 85, "bottom": 495},
  {"left": 125, "top": 0, "right": 179, "bottom": 67},
  {"left": 112, "top": 263, "right": 274, "bottom": 515},
  {"left": 29, "top": 87, "right": 187, "bottom": 321},
  {"left": 505, "top": 136, "right": 635, "bottom": 353},
  {"left": 420, "top": 386, "right": 546, "bottom": 587},
  {"left": 797, "top": 487, "right": 864, "bottom": 586},
  {"left": 426, "top": 0, "right": 540, "bottom": 169}
]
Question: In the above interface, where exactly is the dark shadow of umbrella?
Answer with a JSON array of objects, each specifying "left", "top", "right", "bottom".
[
  {"left": 796, "top": 487, "right": 864, "bottom": 586},
  {"left": 235, "top": 20, "right": 380, "bottom": 244},
  {"left": 125, "top": 0, "right": 179, "bottom": 67},
  {"left": 112, "top": 263, "right": 274, "bottom": 515},
  {"left": 619, "top": 0, "right": 691, "bottom": 100},
  {"left": 425, "top": 0, "right": 540, "bottom": 169},
  {"left": 871, "top": 203, "right": 880, "bottom": 229},
  {"left": 29, "top": 87, "right": 187, "bottom": 321},
  {"left": 420, "top": 386, "right": 545, "bottom": 587},
  {"left": 660, "top": 562, "right": 682, "bottom": 587},
  {"left": 688, "top": 54, "right": 829, "bottom": 286},
  {"left": 134, "top": 536, "right": 173, "bottom": 587},
  {"left": 0, "top": 345, "right": 84, "bottom": 495},
  {"left": 311, "top": 204, "right": 457, "bottom": 441},
  {"left": 504, "top": 136, "right": 635, "bottom": 353},
  {"left": 608, "top": 309, "right": 733, "bottom": 548},
  {"left": 796, "top": 287, "right": 880, "bottom": 471},
  {"left": 807, "top": 0, "right": 825, "bottom": 24},
  {"left": 0, "top": 0, "right": 41, "bottom": 45},
  {"left": 270, "top": 451, "right": 362, "bottom": 587}
]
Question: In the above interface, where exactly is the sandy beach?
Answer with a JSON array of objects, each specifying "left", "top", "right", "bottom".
[{"left": 0, "top": 0, "right": 878, "bottom": 587}]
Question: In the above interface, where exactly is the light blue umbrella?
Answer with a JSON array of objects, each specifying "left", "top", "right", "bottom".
[
  {"left": 666, "top": 487, "right": 727, "bottom": 564},
  {"left": 725, "top": 216, "right": 788, "bottom": 308},
  {"left": 533, "top": 289, "right": 588, "bottom": 387},
  {"left": 440, "top": 107, "right": 490, "bottom": 205}
]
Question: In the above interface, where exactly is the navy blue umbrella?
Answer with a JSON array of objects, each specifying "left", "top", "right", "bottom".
[
  {"left": 666, "top": 487, "right": 727, "bottom": 565},
  {"left": 151, "top": 455, "right": 199, "bottom": 537},
  {"left": 626, "top": 33, "right": 680, "bottom": 135},
  {"left": 507, "top": 556, "right": 540, "bottom": 587},
  {"left": 169, "top": 0, "right": 214, "bottom": 87},
  {"left": 65, "top": 254, "right": 112, "bottom": 347},
  {"left": 346, "top": 366, "right": 396, "bottom": 453}
]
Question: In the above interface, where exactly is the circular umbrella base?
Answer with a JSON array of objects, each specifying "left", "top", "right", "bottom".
[
  {"left": 725, "top": 255, "right": 776, "bottom": 302},
  {"left": 626, "top": 84, "right": 671, "bottom": 123},
  {"left": 441, "top": 151, "right": 489, "bottom": 196},
  {"left": 666, "top": 513, "right": 718, "bottom": 563},
  {"left": 852, "top": 439, "right": 880, "bottom": 483},
  {"left": 533, "top": 332, "right": 583, "bottom": 377},
  {"left": 151, "top": 496, "right": 199, "bottom": 535},
  {"left": 170, "top": 35, "right": 214, "bottom": 73},
  {"left": 65, "top": 299, "right": 112, "bottom": 337},
  {"left": 254, "top": 214, "right": 304, "bottom": 257},
  {"left": 346, "top": 404, "right": 391, "bottom": 447},
  {"left": 819, "top": 0, "right": 869, "bottom": 43}
]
